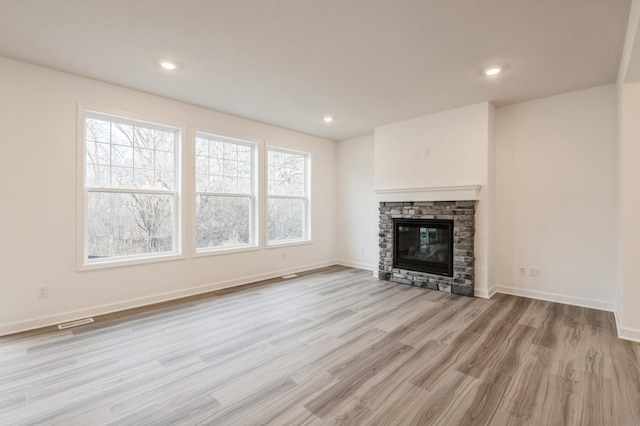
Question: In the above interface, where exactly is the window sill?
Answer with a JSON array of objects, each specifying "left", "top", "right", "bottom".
[
  {"left": 194, "top": 245, "right": 261, "bottom": 258},
  {"left": 266, "top": 239, "right": 313, "bottom": 249},
  {"left": 78, "top": 252, "right": 185, "bottom": 272}
]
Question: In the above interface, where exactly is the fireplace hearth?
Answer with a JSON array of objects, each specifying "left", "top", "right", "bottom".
[{"left": 379, "top": 200, "right": 476, "bottom": 296}]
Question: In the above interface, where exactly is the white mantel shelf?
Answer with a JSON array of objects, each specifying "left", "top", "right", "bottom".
[{"left": 375, "top": 185, "right": 482, "bottom": 202}]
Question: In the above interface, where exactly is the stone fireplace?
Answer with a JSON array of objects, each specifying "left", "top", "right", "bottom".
[{"left": 378, "top": 199, "right": 476, "bottom": 296}]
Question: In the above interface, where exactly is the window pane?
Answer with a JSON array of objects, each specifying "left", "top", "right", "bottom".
[
  {"left": 210, "top": 140, "right": 224, "bottom": 158},
  {"left": 238, "top": 145, "right": 251, "bottom": 162},
  {"left": 85, "top": 142, "right": 110, "bottom": 166},
  {"left": 195, "top": 137, "right": 208, "bottom": 156},
  {"left": 209, "top": 175, "right": 224, "bottom": 193},
  {"left": 238, "top": 177, "right": 251, "bottom": 194},
  {"left": 112, "top": 145, "right": 133, "bottom": 167},
  {"left": 210, "top": 157, "right": 223, "bottom": 176},
  {"left": 223, "top": 142, "right": 237, "bottom": 160},
  {"left": 195, "top": 134, "right": 254, "bottom": 195},
  {"left": 133, "top": 126, "right": 151, "bottom": 149},
  {"left": 87, "top": 192, "right": 174, "bottom": 259},
  {"left": 196, "top": 195, "right": 251, "bottom": 249},
  {"left": 156, "top": 171, "right": 174, "bottom": 190},
  {"left": 223, "top": 176, "right": 238, "bottom": 193},
  {"left": 111, "top": 123, "right": 134, "bottom": 146},
  {"left": 268, "top": 197, "right": 304, "bottom": 241},
  {"left": 111, "top": 167, "right": 134, "bottom": 188},
  {"left": 86, "top": 118, "right": 111, "bottom": 143},
  {"left": 134, "top": 169, "right": 155, "bottom": 189},
  {"left": 196, "top": 155, "right": 208, "bottom": 175},
  {"left": 268, "top": 150, "right": 305, "bottom": 196},
  {"left": 153, "top": 130, "right": 174, "bottom": 151},
  {"left": 85, "top": 115, "right": 176, "bottom": 191},
  {"left": 196, "top": 173, "right": 209, "bottom": 193},
  {"left": 86, "top": 164, "right": 110, "bottom": 187},
  {"left": 155, "top": 150, "right": 173, "bottom": 172},
  {"left": 134, "top": 147, "right": 153, "bottom": 169}
]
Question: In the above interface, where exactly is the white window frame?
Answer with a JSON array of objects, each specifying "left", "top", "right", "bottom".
[
  {"left": 194, "top": 132, "right": 259, "bottom": 255},
  {"left": 266, "top": 146, "right": 311, "bottom": 246},
  {"left": 77, "top": 108, "right": 183, "bottom": 270}
]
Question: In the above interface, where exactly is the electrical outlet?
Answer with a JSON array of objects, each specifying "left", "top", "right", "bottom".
[
  {"left": 530, "top": 267, "right": 541, "bottom": 277},
  {"left": 38, "top": 286, "right": 49, "bottom": 298},
  {"left": 519, "top": 266, "right": 527, "bottom": 276},
  {"left": 360, "top": 248, "right": 365, "bottom": 255}
]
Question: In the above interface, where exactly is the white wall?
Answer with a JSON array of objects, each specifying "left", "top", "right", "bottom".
[
  {"left": 374, "top": 103, "right": 491, "bottom": 191},
  {"left": 617, "top": 0, "right": 640, "bottom": 341},
  {"left": 0, "top": 57, "right": 337, "bottom": 335},
  {"left": 618, "top": 83, "right": 640, "bottom": 340},
  {"left": 374, "top": 102, "right": 494, "bottom": 296},
  {"left": 494, "top": 85, "right": 618, "bottom": 311},
  {"left": 336, "top": 134, "right": 378, "bottom": 271}
]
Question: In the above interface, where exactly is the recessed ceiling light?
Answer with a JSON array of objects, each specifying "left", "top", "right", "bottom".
[
  {"left": 323, "top": 116, "right": 333, "bottom": 123},
  {"left": 160, "top": 61, "right": 177, "bottom": 70},
  {"left": 484, "top": 67, "right": 502, "bottom": 76}
]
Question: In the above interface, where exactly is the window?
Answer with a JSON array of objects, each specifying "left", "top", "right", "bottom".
[
  {"left": 195, "top": 133, "right": 257, "bottom": 251},
  {"left": 267, "top": 147, "right": 309, "bottom": 243},
  {"left": 83, "top": 111, "right": 180, "bottom": 264}
]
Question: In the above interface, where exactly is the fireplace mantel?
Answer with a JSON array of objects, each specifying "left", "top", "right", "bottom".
[{"left": 374, "top": 185, "right": 481, "bottom": 202}]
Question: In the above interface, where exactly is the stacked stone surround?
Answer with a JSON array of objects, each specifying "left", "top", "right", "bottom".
[{"left": 378, "top": 200, "right": 476, "bottom": 296}]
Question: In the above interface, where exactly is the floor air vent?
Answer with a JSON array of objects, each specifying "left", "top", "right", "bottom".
[{"left": 58, "top": 318, "right": 94, "bottom": 329}]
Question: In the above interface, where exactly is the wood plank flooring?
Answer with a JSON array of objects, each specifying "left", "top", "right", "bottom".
[{"left": 1, "top": 266, "right": 639, "bottom": 425}]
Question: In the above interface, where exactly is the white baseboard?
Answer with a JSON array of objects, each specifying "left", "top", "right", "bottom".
[
  {"left": 335, "top": 259, "right": 376, "bottom": 272},
  {"left": 613, "top": 310, "right": 640, "bottom": 343},
  {"left": 474, "top": 286, "right": 497, "bottom": 299},
  {"left": 0, "top": 260, "right": 335, "bottom": 337},
  {"left": 617, "top": 325, "right": 640, "bottom": 343},
  {"left": 494, "top": 285, "right": 616, "bottom": 312},
  {"left": 615, "top": 309, "right": 622, "bottom": 338}
]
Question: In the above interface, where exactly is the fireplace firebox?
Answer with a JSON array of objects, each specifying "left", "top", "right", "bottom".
[{"left": 393, "top": 219, "right": 453, "bottom": 277}]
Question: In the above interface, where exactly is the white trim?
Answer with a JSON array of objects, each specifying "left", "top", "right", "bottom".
[
  {"left": 336, "top": 259, "right": 376, "bottom": 271},
  {"left": 80, "top": 253, "right": 186, "bottom": 271},
  {"left": 196, "top": 191, "right": 253, "bottom": 198},
  {"left": 85, "top": 109, "right": 179, "bottom": 132},
  {"left": 474, "top": 286, "right": 497, "bottom": 299},
  {"left": 494, "top": 285, "right": 616, "bottom": 312},
  {"left": 0, "top": 260, "right": 335, "bottom": 337},
  {"left": 617, "top": 325, "right": 640, "bottom": 343},
  {"left": 266, "top": 194, "right": 306, "bottom": 200},
  {"left": 257, "top": 139, "right": 266, "bottom": 249},
  {"left": 265, "top": 239, "right": 314, "bottom": 249},
  {"left": 375, "top": 185, "right": 482, "bottom": 202},
  {"left": 194, "top": 244, "right": 260, "bottom": 257},
  {"left": 614, "top": 309, "right": 640, "bottom": 342}
]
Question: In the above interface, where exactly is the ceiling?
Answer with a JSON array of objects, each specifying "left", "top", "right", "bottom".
[{"left": 0, "top": 0, "right": 631, "bottom": 141}]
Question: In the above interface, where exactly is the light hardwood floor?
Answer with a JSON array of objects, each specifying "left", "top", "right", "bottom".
[{"left": 1, "top": 266, "right": 639, "bottom": 425}]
